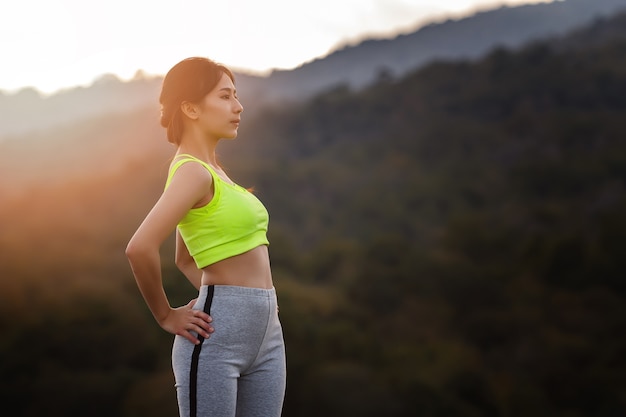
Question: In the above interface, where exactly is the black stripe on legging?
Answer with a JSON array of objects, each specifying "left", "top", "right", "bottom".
[{"left": 189, "top": 285, "right": 215, "bottom": 417}]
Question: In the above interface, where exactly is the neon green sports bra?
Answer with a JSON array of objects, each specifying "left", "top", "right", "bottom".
[{"left": 164, "top": 154, "right": 270, "bottom": 268}]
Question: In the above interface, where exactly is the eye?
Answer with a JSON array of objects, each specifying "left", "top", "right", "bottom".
[{"left": 222, "top": 95, "right": 230, "bottom": 100}]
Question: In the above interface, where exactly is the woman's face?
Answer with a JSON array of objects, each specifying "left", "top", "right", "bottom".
[{"left": 197, "top": 72, "right": 244, "bottom": 140}]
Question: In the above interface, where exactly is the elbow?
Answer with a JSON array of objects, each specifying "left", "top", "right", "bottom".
[
  {"left": 125, "top": 237, "right": 150, "bottom": 263},
  {"left": 125, "top": 241, "right": 139, "bottom": 263},
  {"left": 125, "top": 241, "right": 135, "bottom": 259}
]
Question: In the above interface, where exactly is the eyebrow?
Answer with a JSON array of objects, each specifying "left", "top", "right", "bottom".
[{"left": 218, "top": 87, "right": 237, "bottom": 94}]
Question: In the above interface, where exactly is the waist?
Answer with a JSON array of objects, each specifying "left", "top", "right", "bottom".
[
  {"left": 196, "top": 284, "right": 276, "bottom": 300},
  {"left": 201, "top": 245, "right": 273, "bottom": 289}
]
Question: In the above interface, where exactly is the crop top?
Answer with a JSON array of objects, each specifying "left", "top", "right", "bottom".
[{"left": 164, "top": 154, "right": 270, "bottom": 268}]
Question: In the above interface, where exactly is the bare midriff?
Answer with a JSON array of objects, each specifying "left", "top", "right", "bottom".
[{"left": 200, "top": 245, "right": 273, "bottom": 289}]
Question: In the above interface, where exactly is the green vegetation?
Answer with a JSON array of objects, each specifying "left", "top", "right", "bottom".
[{"left": 1, "top": 14, "right": 626, "bottom": 417}]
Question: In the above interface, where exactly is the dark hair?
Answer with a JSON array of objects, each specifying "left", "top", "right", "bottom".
[{"left": 159, "top": 57, "right": 235, "bottom": 145}]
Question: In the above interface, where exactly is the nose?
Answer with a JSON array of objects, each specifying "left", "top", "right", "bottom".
[{"left": 234, "top": 99, "right": 243, "bottom": 114}]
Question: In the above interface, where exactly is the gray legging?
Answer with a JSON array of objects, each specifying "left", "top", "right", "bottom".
[{"left": 172, "top": 285, "right": 286, "bottom": 417}]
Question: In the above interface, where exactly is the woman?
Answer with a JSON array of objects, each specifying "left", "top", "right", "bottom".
[{"left": 126, "top": 57, "right": 286, "bottom": 417}]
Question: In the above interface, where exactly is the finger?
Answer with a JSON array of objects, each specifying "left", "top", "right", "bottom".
[
  {"left": 194, "top": 319, "right": 214, "bottom": 335},
  {"left": 180, "top": 330, "right": 202, "bottom": 345},
  {"left": 198, "top": 312, "right": 212, "bottom": 323},
  {"left": 190, "top": 310, "right": 212, "bottom": 323}
]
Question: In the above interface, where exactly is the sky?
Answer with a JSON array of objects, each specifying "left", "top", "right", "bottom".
[{"left": 0, "top": 0, "right": 554, "bottom": 95}]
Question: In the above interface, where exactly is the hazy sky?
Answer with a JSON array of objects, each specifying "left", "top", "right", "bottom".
[{"left": 0, "top": 0, "right": 553, "bottom": 94}]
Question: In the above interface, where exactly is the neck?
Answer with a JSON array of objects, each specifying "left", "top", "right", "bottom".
[{"left": 177, "top": 132, "right": 220, "bottom": 166}]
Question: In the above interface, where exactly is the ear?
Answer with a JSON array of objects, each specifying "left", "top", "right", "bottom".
[{"left": 180, "top": 101, "right": 200, "bottom": 120}]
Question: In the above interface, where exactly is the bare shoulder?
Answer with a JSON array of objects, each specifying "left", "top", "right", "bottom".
[
  {"left": 163, "top": 159, "right": 214, "bottom": 209},
  {"left": 168, "top": 159, "right": 213, "bottom": 190}
]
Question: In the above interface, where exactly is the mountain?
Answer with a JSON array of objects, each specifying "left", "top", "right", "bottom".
[
  {"left": 0, "top": 72, "right": 162, "bottom": 137},
  {"left": 253, "top": 0, "right": 626, "bottom": 101},
  {"left": 2, "top": 0, "right": 626, "bottom": 138}
]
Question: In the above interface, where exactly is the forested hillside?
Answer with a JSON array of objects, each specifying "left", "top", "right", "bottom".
[
  {"left": 229, "top": 17, "right": 626, "bottom": 415},
  {"left": 1, "top": 10, "right": 626, "bottom": 417}
]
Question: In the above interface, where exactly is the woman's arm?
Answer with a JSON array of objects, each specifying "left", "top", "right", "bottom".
[
  {"left": 126, "top": 161, "right": 214, "bottom": 344},
  {"left": 175, "top": 228, "right": 203, "bottom": 290}
]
